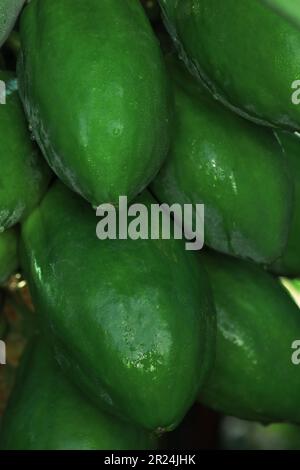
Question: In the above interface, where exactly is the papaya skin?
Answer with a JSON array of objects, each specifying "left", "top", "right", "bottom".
[
  {"left": 0, "top": 71, "right": 51, "bottom": 232},
  {"left": 18, "top": 0, "right": 171, "bottom": 207},
  {"left": 0, "top": 338, "right": 158, "bottom": 450},
  {"left": 151, "top": 58, "right": 293, "bottom": 264},
  {"left": 0, "top": 1, "right": 25, "bottom": 47},
  {"left": 160, "top": 0, "right": 300, "bottom": 130},
  {"left": 0, "top": 227, "right": 18, "bottom": 285},
  {"left": 270, "top": 131, "right": 300, "bottom": 277},
  {"left": 262, "top": 0, "right": 300, "bottom": 29},
  {"left": 199, "top": 250, "right": 300, "bottom": 425},
  {"left": 20, "top": 181, "right": 216, "bottom": 432}
]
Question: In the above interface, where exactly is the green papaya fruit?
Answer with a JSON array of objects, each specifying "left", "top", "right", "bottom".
[
  {"left": 151, "top": 58, "right": 292, "bottom": 264},
  {"left": 269, "top": 132, "right": 300, "bottom": 277},
  {"left": 0, "top": 1, "right": 25, "bottom": 47},
  {"left": 221, "top": 416, "right": 300, "bottom": 450},
  {"left": 160, "top": 0, "right": 300, "bottom": 130},
  {"left": 20, "top": 181, "right": 216, "bottom": 432},
  {"left": 0, "top": 71, "right": 51, "bottom": 232},
  {"left": 18, "top": 0, "right": 171, "bottom": 207},
  {"left": 262, "top": 0, "right": 300, "bottom": 28},
  {"left": 198, "top": 250, "right": 300, "bottom": 424},
  {"left": 0, "top": 338, "right": 157, "bottom": 450},
  {"left": 0, "top": 227, "right": 18, "bottom": 285}
]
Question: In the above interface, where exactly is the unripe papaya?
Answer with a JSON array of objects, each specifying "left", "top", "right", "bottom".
[
  {"left": 151, "top": 58, "right": 292, "bottom": 264},
  {"left": 262, "top": 0, "right": 300, "bottom": 29},
  {"left": 0, "top": 1, "right": 25, "bottom": 47},
  {"left": 18, "top": 0, "right": 171, "bottom": 206},
  {"left": 198, "top": 250, "right": 300, "bottom": 425},
  {"left": 0, "top": 71, "right": 51, "bottom": 232},
  {"left": 0, "top": 338, "right": 158, "bottom": 450},
  {"left": 270, "top": 131, "right": 300, "bottom": 277},
  {"left": 160, "top": 0, "right": 300, "bottom": 130},
  {"left": 20, "top": 181, "right": 216, "bottom": 432}
]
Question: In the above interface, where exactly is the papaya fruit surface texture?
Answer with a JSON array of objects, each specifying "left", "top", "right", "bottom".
[
  {"left": 20, "top": 181, "right": 216, "bottom": 432},
  {"left": 0, "top": 71, "right": 51, "bottom": 232},
  {"left": 160, "top": 0, "right": 300, "bottom": 130},
  {"left": 0, "top": 227, "right": 18, "bottom": 284},
  {"left": 198, "top": 250, "right": 300, "bottom": 424},
  {"left": 18, "top": 0, "right": 171, "bottom": 206},
  {"left": 270, "top": 131, "right": 300, "bottom": 277},
  {"left": 262, "top": 0, "right": 300, "bottom": 29},
  {"left": 0, "top": 1, "right": 25, "bottom": 47},
  {"left": 151, "top": 59, "right": 292, "bottom": 264},
  {"left": 0, "top": 338, "right": 158, "bottom": 450}
]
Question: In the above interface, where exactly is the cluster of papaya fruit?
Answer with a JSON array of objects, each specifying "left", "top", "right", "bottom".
[{"left": 0, "top": 0, "right": 300, "bottom": 451}]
